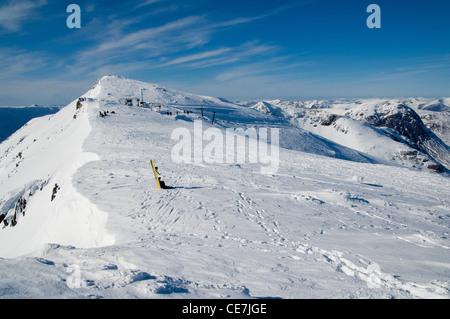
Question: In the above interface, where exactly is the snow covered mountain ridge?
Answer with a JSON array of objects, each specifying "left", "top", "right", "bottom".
[
  {"left": 0, "top": 75, "right": 449, "bottom": 299},
  {"left": 95, "top": 75, "right": 450, "bottom": 173},
  {"left": 248, "top": 97, "right": 450, "bottom": 172}
]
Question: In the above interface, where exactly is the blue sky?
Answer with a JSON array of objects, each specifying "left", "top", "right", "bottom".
[{"left": 0, "top": 0, "right": 449, "bottom": 105}]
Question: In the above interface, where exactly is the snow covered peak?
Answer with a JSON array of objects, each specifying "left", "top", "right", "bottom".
[
  {"left": 405, "top": 97, "right": 450, "bottom": 112},
  {"left": 90, "top": 75, "right": 231, "bottom": 108},
  {"left": 344, "top": 100, "right": 420, "bottom": 125},
  {"left": 262, "top": 97, "right": 450, "bottom": 172}
]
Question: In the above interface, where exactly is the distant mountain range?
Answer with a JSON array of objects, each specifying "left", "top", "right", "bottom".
[
  {"left": 0, "top": 106, "right": 62, "bottom": 143},
  {"left": 247, "top": 97, "right": 450, "bottom": 172}
]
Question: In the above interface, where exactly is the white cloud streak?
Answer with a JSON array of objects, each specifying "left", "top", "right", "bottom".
[
  {"left": 62, "top": 0, "right": 316, "bottom": 77},
  {"left": 0, "top": 0, "right": 47, "bottom": 32},
  {"left": 161, "top": 48, "right": 232, "bottom": 66},
  {"left": 77, "top": 15, "right": 206, "bottom": 62},
  {"left": 164, "top": 42, "right": 278, "bottom": 69},
  {"left": 0, "top": 48, "right": 48, "bottom": 76}
]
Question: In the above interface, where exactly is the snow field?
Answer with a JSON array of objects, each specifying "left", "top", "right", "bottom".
[{"left": 0, "top": 76, "right": 448, "bottom": 298}]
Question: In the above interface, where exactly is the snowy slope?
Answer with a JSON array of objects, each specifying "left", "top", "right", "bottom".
[
  {"left": 0, "top": 76, "right": 449, "bottom": 299},
  {"left": 345, "top": 100, "right": 450, "bottom": 171},
  {"left": 0, "top": 86, "right": 114, "bottom": 257},
  {"left": 405, "top": 97, "right": 450, "bottom": 147},
  {"left": 268, "top": 98, "right": 450, "bottom": 172},
  {"left": 94, "top": 75, "right": 233, "bottom": 108}
]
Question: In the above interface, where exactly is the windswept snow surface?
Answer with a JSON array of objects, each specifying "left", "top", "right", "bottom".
[
  {"left": 0, "top": 86, "right": 114, "bottom": 258},
  {"left": 0, "top": 76, "right": 449, "bottom": 299}
]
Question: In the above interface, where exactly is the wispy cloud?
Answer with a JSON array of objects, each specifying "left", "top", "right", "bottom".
[
  {"left": 75, "top": 0, "right": 306, "bottom": 60},
  {"left": 161, "top": 48, "right": 232, "bottom": 66},
  {"left": 0, "top": 48, "right": 48, "bottom": 76},
  {"left": 214, "top": 55, "right": 312, "bottom": 82},
  {"left": 78, "top": 16, "right": 206, "bottom": 61},
  {"left": 160, "top": 41, "right": 278, "bottom": 69},
  {"left": 206, "top": 0, "right": 316, "bottom": 30},
  {"left": 69, "top": 12, "right": 267, "bottom": 75},
  {"left": 0, "top": 0, "right": 321, "bottom": 103},
  {"left": 0, "top": 0, "right": 46, "bottom": 32},
  {"left": 133, "top": 0, "right": 165, "bottom": 10},
  {"left": 215, "top": 61, "right": 277, "bottom": 82},
  {"left": 69, "top": 7, "right": 283, "bottom": 76}
]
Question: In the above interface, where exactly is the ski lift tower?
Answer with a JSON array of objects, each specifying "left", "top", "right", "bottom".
[{"left": 139, "top": 88, "right": 145, "bottom": 106}]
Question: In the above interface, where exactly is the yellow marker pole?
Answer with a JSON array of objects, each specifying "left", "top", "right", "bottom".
[{"left": 150, "top": 160, "right": 162, "bottom": 189}]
